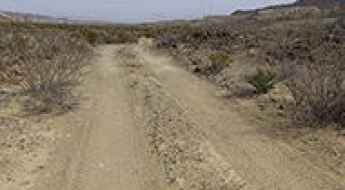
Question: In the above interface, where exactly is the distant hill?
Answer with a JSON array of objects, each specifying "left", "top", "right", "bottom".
[
  {"left": 0, "top": 11, "right": 69, "bottom": 23},
  {"left": 0, "top": 10, "right": 121, "bottom": 25},
  {"left": 264, "top": 0, "right": 345, "bottom": 9},
  {"left": 0, "top": 12, "right": 13, "bottom": 21},
  {"left": 294, "top": 0, "right": 345, "bottom": 8},
  {"left": 232, "top": 0, "right": 345, "bottom": 18}
]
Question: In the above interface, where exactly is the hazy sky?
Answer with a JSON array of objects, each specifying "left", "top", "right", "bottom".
[{"left": 0, "top": 0, "right": 295, "bottom": 23}]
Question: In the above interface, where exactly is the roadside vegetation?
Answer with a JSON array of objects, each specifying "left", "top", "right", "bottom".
[
  {"left": 1, "top": 5, "right": 344, "bottom": 131},
  {"left": 152, "top": 10, "right": 345, "bottom": 177},
  {"left": 266, "top": 18, "right": 345, "bottom": 126},
  {"left": 154, "top": 8, "right": 345, "bottom": 129},
  {"left": 0, "top": 21, "right": 158, "bottom": 113},
  {"left": 1, "top": 3, "right": 345, "bottom": 189},
  {"left": 0, "top": 24, "right": 92, "bottom": 113}
]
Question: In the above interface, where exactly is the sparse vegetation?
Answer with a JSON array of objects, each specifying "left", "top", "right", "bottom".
[
  {"left": 208, "top": 52, "right": 232, "bottom": 64},
  {"left": 154, "top": 8, "right": 345, "bottom": 128},
  {"left": 248, "top": 69, "right": 276, "bottom": 94},
  {"left": 208, "top": 51, "right": 233, "bottom": 73},
  {"left": 0, "top": 24, "right": 92, "bottom": 113},
  {"left": 0, "top": 19, "right": 165, "bottom": 113},
  {"left": 1, "top": 3, "right": 345, "bottom": 189},
  {"left": 266, "top": 17, "right": 345, "bottom": 126}
]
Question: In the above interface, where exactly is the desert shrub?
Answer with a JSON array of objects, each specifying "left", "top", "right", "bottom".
[
  {"left": 247, "top": 69, "right": 275, "bottom": 94},
  {"left": 181, "top": 50, "right": 232, "bottom": 77},
  {"left": 80, "top": 29, "right": 100, "bottom": 45},
  {"left": 266, "top": 18, "right": 345, "bottom": 126},
  {"left": 0, "top": 29, "right": 92, "bottom": 113},
  {"left": 115, "top": 31, "right": 138, "bottom": 43},
  {"left": 287, "top": 63, "right": 345, "bottom": 126},
  {"left": 156, "top": 34, "right": 178, "bottom": 48},
  {"left": 209, "top": 51, "right": 232, "bottom": 65},
  {"left": 153, "top": 9, "right": 345, "bottom": 127},
  {"left": 207, "top": 51, "right": 233, "bottom": 75},
  {"left": 152, "top": 12, "right": 345, "bottom": 126},
  {"left": 285, "top": 41, "right": 345, "bottom": 126}
]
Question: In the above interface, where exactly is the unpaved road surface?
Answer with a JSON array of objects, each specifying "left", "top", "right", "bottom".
[{"left": 30, "top": 43, "right": 345, "bottom": 190}]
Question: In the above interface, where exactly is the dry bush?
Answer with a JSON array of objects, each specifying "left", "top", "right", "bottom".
[
  {"left": 155, "top": 11, "right": 345, "bottom": 127},
  {"left": 155, "top": 17, "right": 265, "bottom": 53},
  {"left": 156, "top": 34, "right": 178, "bottom": 48},
  {"left": 0, "top": 21, "right": 145, "bottom": 46},
  {"left": 77, "top": 28, "right": 138, "bottom": 45},
  {"left": 176, "top": 49, "right": 232, "bottom": 78},
  {"left": 266, "top": 18, "right": 345, "bottom": 126},
  {"left": 203, "top": 51, "right": 233, "bottom": 76},
  {"left": 0, "top": 28, "right": 92, "bottom": 113},
  {"left": 287, "top": 46, "right": 345, "bottom": 126},
  {"left": 79, "top": 28, "right": 99, "bottom": 45}
]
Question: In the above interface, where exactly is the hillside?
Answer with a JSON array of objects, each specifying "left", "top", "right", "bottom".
[
  {"left": 295, "top": 0, "right": 345, "bottom": 8},
  {"left": 0, "top": 12, "right": 12, "bottom": 21},
  {"left": 0, "top": 11, "right": 68, "bottom": 23}
]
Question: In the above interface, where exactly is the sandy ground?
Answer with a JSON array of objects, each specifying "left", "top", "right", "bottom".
[
  {"left": 130, "top": 41, "right": 345, "bottom": 190},
  {"left": 29, "top": 45, "right": 168, "bottom": 190},
  {"left": 1, "top": 42, "right": 345, "bottom": 190}
]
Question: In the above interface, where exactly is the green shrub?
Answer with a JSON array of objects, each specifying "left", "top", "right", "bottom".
[{"left": 248, "top": 69, "right": 275, "bottom": 94}]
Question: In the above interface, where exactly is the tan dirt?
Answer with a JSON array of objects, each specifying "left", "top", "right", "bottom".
[
  {"left": 29, "top": 45, "right": 168, "bottom": 190},
  {"left": 130, "top": 40, "right": 345, "bottom": 190},
  {"left": 2, "top": 43, "right": 345, "bottom": 190}
]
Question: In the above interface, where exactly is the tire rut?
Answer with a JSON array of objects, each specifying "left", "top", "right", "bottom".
[
  {"left": 119, "top": 46, "right": 246, "bottom": 190},
  {"left": 31, "top": 45, "right": 168, "bottom": 190}
]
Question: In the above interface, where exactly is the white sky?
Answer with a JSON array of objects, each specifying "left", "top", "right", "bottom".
[{"left": 0, "top": 0, "right": 296, "bottom": 23}]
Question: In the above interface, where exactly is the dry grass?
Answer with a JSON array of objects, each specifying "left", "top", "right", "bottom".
[
  {"left": 0, "top": 25, "right": 92, "bottom": 113},
  {"left": 0, "top": 20, "right": 170, "bottom": 113},
  {"left": 154, "top": 10, "right": 345, "bottom": 128},
  {"left": 267, "top": 18, "right": 345, "bottom": 126}
]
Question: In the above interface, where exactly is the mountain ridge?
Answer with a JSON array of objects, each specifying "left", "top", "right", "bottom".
[
  {"left": 0, "top": 10, "right": 68, "bottom": 23},
  {"left": 294, "top": 0, "right": 345, "bottom": 8}
]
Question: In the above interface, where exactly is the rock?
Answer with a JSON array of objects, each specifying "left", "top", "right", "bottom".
[
  {"left": 227, "top": 82, "right": 257, "bottom": 97},
  {"left": 268, "top": 83, "right": 295, "bottom": 105},
  {"left": 248, "top": 48, "right": 257, "bottom": 57}
]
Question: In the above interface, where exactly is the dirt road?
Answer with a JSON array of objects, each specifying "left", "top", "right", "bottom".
[
  {"left": 30, "top": 45, "right": 168, "bottom": 190},
  {"left": 31, "top": 43, "right": 345, "bottom": 190}
]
